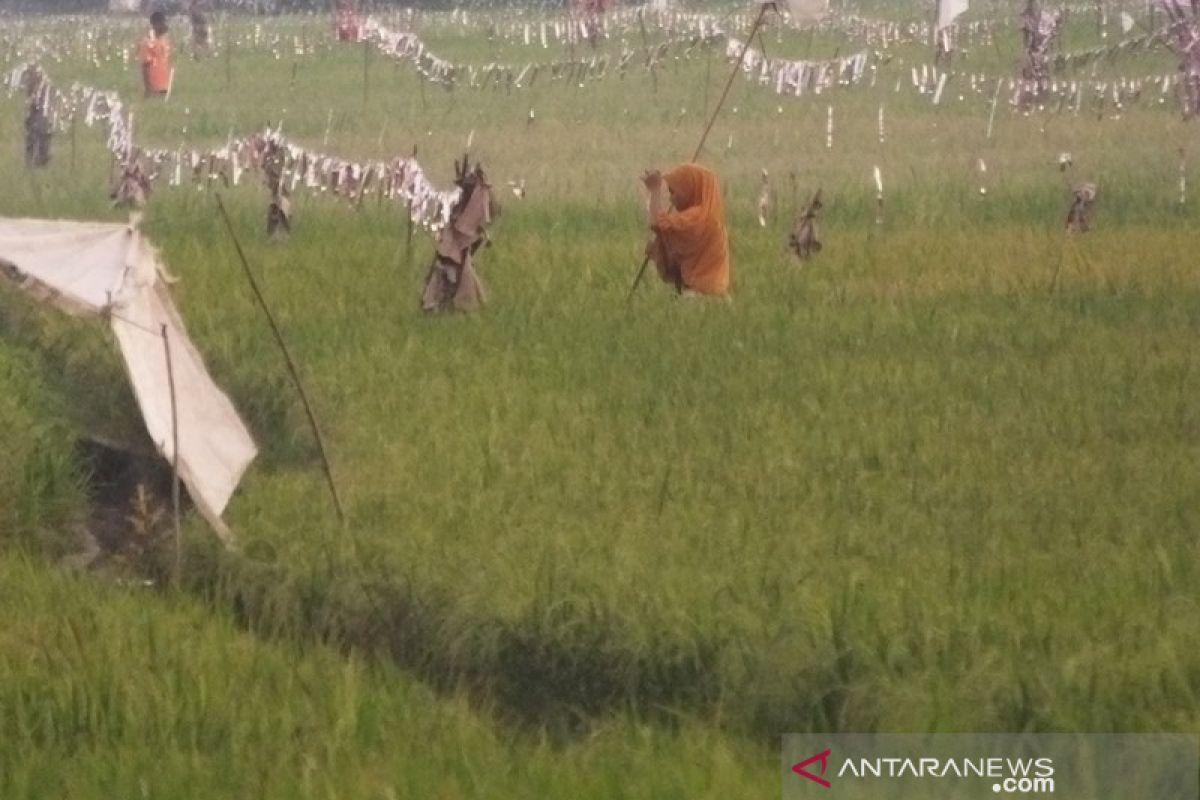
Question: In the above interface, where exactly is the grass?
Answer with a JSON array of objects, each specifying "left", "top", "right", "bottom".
[
  {"left": 0, "top": 553, "right": 771, "bottom": 799},
  {"left": 0, "top": 341, "right": 85, "bottom": 556},
  {"left": 1, "top": 1, "right": 1198, "bottom": 793}
]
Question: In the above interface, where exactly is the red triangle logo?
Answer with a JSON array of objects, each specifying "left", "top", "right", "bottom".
[{"left": 792, "top": 749, "right": 832, "bottom": 788}]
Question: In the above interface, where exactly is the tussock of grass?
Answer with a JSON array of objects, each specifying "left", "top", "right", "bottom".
[
  {"left": 0, "top": 342, "right": 85, "bottom": 556},
  {"left": 0, "top": 554, "right": 770, "bottom": 799}
]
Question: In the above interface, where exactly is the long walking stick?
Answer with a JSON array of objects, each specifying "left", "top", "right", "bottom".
[
  {"left": 214, "top": 194, "right": 347, "bottom": 525},
  {"left": 690, "top": 3, "right": 769, "bottom": 164},
  {"left": 627, "top": 3, "right": 771, "bottom": 301}
]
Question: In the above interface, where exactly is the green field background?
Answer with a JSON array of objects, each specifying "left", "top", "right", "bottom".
[{"left": 1, "top": 2, "right": 1198, "bottom": 796}]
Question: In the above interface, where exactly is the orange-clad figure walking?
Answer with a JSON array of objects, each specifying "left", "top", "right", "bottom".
[
  {"left": 137, "top": 11, "right": 172, "bottom": 97},
  {"left": 641, "top": 164, "right": 731, "bottom": 297}
]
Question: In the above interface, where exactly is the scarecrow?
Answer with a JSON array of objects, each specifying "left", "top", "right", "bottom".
[
  {"left": 788, "top": 189, "right": 823, "bottom": 260},
  {"left": 420, "top": 156, "right": 498, "bottom": 313},
  {"left": 1016, "top": 0, "right": 1062, "bottom": 110},
  {"left": 262, "top": 137, "right": 292, "bottom": 239},
  {"left": 1065, "top": 183, "right": 1098, "bottom": 233},
  {"left": 22, "top": 74, "right": 52, "bottom": 169},
  {"left": 111, "top": 152, "right": 154, "bottom": 210}
]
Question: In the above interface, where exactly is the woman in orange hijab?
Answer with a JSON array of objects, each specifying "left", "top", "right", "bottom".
[{"left": 642, "top": 163, "right": 731, "bottom": 296}]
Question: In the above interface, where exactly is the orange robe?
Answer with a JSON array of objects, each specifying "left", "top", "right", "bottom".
[
  {"left": 649, "top": 164, "right": 731, "bottom": 296},
  {"left": 138, "top": 33, "right": 171, "bottom": 94}
]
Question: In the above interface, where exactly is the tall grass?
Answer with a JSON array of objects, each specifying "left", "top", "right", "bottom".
[
  {"left": 0, "top": 553, "right": 771, "bottom": 799},
  {"left": 0, "top": 342, "right": 84, "bottom": 555}
]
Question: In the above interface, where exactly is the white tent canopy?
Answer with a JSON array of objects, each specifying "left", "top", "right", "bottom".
[{"left": 0, "top": 217, "right": 257, "bottom": 539}]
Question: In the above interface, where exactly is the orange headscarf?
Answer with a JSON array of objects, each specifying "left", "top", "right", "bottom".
[{"left": 650, "top": 163, "right": 730, "bottom": 296}]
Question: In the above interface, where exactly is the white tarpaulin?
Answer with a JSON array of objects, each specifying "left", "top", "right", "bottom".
[
  {"left": 0, "top": 217, "right": 257, "bottom": 539},
  {"left": 0, "top": 219, "right": 138, "bottom": 314},
  {"left": 938, "top": 0, "right": 969, "bottom": 30}
]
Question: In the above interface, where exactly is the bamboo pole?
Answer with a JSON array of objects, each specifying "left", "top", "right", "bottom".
[
  {"left": 691, "top": 3, "right": 768, "bottom": 163},
  {"left": 161, "top": 324, "right": 182, "bottom": 586},
  {"left": 405, "top": 143, "right": 417, "bottom": 264},
  {"left": 214, "top": 194, "right": 346, "bottom": 524},
  {"left": 362, "top": 36, "right": 370, "bottom": 106}
]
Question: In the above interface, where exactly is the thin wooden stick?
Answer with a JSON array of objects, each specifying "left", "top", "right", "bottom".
[
  {"left": 932, "top": 0, "right": 941, "bottom": 53},
  {"left": 626, "top": 254, "right": 653, "bottom": 303},
  {"left": 692, "top": 3, "right": 768, "bottom": 163},
  {"left": 701, "top": 45, "right": 713, "bottom": 117},
  {"left": 405, "top": 143, "right": 417, "bottom": 263},
  {"left": 362, "top": 36, "right": 370, "bottom": 106},
  {"left": 986, "top": 77, "right": 1003, "bottom": 139},
  {"left": 214, "top": 194, "right": 346, "bottom": 524},
  {"left": 161, "top": 324, "right": 182, "bottom": 586}
]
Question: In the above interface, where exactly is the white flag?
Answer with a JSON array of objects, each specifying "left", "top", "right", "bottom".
[
  {"left": 1120, "top": 12, "right": 1134, "bottom": 33},
  {"left": 762, "top": 0, "right": 829, "bottom": 24},
  {"left": 937, "top": 0, "right": 969, "bottom": 30}
]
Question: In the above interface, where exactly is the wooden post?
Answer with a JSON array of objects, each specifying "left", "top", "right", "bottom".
[
  {"left": 701, "top": 44, "right": 712, "bottom": 117},
  {"left": 874, "top": 165, "right": 884, "bottom": 226},
  {"left": 986, "top": 77, "right": 1002, "bottom": 139},
  {"left": 405, "top": 144, "right": 417, "bottom": 264},
  {"left": 691, "top": 3, "right": 768, "bottom": 162},
  {"left": 932, "top": 0, "right": 940, "bottom": 53},
  {"left": 214, "top": 195, "right": 346, "bottom": 525},
  {"left": 363, "top": 37, "right": 371, "bottom": 106},
  {"left": 161, "top": 324, "right": 182, "bottom": 586},
  {"left": 1180, "top": 146, "right": 1188, "bottom": 207}
]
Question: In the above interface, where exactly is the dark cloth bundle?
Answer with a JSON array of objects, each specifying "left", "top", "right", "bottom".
[
  {"left": 24, "top": 101, "right": 52, "bottom": 168},
  {"left": 110, "top": 156, "right": 153, "bottom": 209},
  {"left": 788, "top": 189, "right": 823, "bottom": 260},
  {"left": 1066, "top": 183, "right": 1098, "bottom": 233},
  {"left": 421, "top": 156, "right": 498, "bottom": 313}
]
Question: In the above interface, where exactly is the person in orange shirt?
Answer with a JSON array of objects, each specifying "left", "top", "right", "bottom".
[
  {"left": 641, "top": 163, "right": 731, "bottom": 297},
  {"left": 137, "top": 11, "right": 172, "bottom": 98}
]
